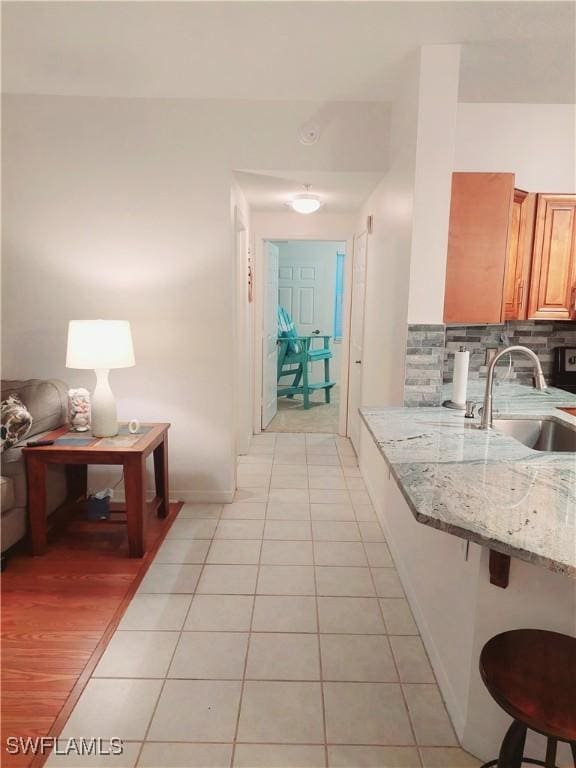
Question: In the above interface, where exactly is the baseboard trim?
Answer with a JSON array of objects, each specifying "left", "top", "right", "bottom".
[
  {"left": 113, "top": 490, "right": 235, "bottom": 504},
  {"left": 170, "top": 490, "right": 235, "bottom": 504}
]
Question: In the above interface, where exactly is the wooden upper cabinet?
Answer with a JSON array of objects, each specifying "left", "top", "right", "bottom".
[
  {"left": 502, "top": 190, "right": 536, "bottom": 321},
  {"left": 444, "top": 173, "right": 516, "bottom": 324},
  {"left": 527, "top": 194, "right": 576, "bottom": 320}
]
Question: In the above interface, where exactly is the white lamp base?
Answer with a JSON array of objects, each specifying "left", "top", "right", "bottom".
[{"left": 91, "top": 368, "right": 118, "bottom": 437}]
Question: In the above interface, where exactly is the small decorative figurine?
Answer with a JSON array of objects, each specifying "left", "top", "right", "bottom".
[{"left": 68, "top": 388, "right": 91, "bottom": 432}]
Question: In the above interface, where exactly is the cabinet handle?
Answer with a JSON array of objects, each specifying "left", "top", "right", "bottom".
[{"left": 517, "top": 280, "right": 524, "bottom": 309}]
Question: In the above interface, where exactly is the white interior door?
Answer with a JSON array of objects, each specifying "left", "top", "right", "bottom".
[
  {"left": 347, "top": 232, "right": 367, "bottom": 452},
  {"left": 278, "top": 251, "right": 331, "bottom": 381},
  {"left": 262, "top": 241, "right": 279, "bottom": 428}
]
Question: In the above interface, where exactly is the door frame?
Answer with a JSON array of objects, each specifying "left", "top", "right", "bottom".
[
  {"left": 346, "top": 230, "right": 369, "bottom": 453},
  {"left": 252, "top": 231, "right": 354, "bottom": 436},
  {"left": 262, "top": 241, "right": 280, "bottom": 430},
  {"left": 234, "top": 205, "right": 252, "bottom": 455}
]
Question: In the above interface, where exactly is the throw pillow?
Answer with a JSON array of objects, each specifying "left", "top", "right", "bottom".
[{"left": 1, "top": 394, "right": 33, "bottom": 452}]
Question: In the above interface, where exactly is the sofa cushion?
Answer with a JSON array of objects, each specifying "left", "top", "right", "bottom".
[
  {"left": 0, "top": 475, "right": 15, "bottom": 511},
  {"left": 1, "top": 461, "right": 67, "bottom": 553},
  {"left": 1, "top": 394, "right": 33, "bottom": 451},
  {"left": 1, "top": 380, "right": 70, "bottom": 554},
  {"left": 2, "top": 429, "right": 54, "bottom": 466},
  {"left": 1, "top": 379, "right": 68, "bottom": 438}
]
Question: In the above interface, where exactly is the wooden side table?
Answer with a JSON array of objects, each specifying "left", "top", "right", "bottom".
[{"left": 23, "top": 423, "right": 170, "bottom": 558}]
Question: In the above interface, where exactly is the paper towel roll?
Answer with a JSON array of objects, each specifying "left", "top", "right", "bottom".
[{"left": 452, "top": 348, "right": 470, "bottom": 406}]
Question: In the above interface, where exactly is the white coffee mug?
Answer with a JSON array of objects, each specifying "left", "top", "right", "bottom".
[{"left": 128, "top": 419, "right": 140, "bottom": 434}]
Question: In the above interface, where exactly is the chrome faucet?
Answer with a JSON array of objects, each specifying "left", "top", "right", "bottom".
[{"left": 479, "top": 345, "right": 547, "bottom": 430}]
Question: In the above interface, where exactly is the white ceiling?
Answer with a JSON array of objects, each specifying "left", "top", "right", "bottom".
[
  {"left": 2, "top": 2, "right": 574, "bottom": 103},
  {"left": 234, "top": 170, "right": 384, "bottom": 212}
]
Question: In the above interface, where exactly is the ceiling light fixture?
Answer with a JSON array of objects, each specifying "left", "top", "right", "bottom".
[{"left": 287, "top": 185, "right": 323, "bottom": 215}]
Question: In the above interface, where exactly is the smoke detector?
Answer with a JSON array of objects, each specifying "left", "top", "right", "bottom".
[{"left": 298, "top": 122, "right": 320, "bottom": 145}]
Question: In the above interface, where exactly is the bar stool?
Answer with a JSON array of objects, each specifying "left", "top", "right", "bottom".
[{"left": 479, "top": 629, "right": 576, "bottom": 768}]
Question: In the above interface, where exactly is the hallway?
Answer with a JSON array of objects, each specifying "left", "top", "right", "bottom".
[{"left": 49, "top": 433, "right": 480, "bottom": 768}]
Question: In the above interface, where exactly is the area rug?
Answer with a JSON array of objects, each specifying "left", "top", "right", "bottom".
[{"left": 267, "top": 385, "right": 340, "bottom": 433}]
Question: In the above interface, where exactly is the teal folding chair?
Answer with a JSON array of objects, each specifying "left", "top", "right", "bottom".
[{"left": 277, "top": 306, "right": 335, "bottom": 410}]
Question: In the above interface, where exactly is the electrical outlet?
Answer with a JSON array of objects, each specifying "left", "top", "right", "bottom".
[{"left": 485, "top": 347, "right": 498, "bottom": 365}]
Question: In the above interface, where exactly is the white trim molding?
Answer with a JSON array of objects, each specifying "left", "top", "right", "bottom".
[{"left": 170, "top": 489, "right": 235, "bottom": 504}]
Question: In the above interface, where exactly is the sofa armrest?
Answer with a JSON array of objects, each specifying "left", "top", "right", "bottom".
[{"left": 1, "top": 379, "right": 68, "bottom": 438}]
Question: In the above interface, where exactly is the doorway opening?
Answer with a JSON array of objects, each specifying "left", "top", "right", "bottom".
[{"left": 262, "top": 239, "right": 347, "bottom": 434}]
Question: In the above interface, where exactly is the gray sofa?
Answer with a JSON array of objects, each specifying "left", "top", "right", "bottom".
[{"left": 1, "top": 379, "right": 69, "bottom": 553}]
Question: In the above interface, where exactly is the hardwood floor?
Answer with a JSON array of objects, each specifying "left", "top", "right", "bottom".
[{"left": 1, "top": 502, "right": 181, "bottom": 768}]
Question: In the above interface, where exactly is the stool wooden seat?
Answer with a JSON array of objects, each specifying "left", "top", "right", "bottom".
[{"left": 479, "top": 629, "right": 576, "bottom": 768}]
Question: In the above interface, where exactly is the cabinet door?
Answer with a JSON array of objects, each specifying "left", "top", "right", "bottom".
[
  {"left": 502, "top": 190, "right": 536, "bottom": 321},
  {"left": 528, "top": 194, "right": 576, "bottom": 320},
  {"left": 443, "top": 173, "right": 515, "bottom": 324}
]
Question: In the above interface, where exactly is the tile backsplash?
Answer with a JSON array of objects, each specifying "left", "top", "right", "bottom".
[
  {"left": 404, "top": 324, "right": 445, "bottom": 407},
  {"left": 444, "top": 322, "right": 576, "bottom": 384},
  {"left": 404, "top": 321, "right": 576, "bottom": 406}
]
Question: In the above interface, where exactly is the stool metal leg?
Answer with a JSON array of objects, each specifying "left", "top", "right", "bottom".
[
  {"left": 480, "top": 729, "right": 569, "bottom": 768},
  {"left": 498, "top": 720, "right": 527, "bottom": 768},
  {"left": 545, "top": 738, "right": 557, "bottom": 768}
]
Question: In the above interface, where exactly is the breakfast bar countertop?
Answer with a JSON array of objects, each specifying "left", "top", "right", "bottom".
[{"left": 360, "top": 381, "right": 576, "bottom": 577}]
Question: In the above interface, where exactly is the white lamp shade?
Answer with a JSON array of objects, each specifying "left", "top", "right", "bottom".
[
  {"left": 66, "top": 320, "right": 135, "bottom": 370},
  {"left": 288, "top": 195, "right": 322, "bottom": 214}
]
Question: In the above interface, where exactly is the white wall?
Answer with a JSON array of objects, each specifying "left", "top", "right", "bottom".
[
  {"left": 455, "top": 103, "right": 576, "bottom": 192},
  {"left": 252, "top": 212, "right": 355, "bottom": 240},
  {"left": 355, "top": 46, "right": 462, "bottom": 405},
  {"left": 408, "top": 45, "right": 461, "bottom": 324},
  {"left": 277, "top": 240, "right": 345, "bottom": 384},
  {"left": 2, "top": 96, "right": 387, "bottom": 500},
  {"left": 2, "top": 96, "right": 236, "bottom": 502},
  {"left": 355, "top": 52, "right": 421, "bottom": 408}
]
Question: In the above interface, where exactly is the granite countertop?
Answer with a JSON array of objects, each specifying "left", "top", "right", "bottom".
[{"left": 360, "top": 382, "right": 576, "bottom": 577}]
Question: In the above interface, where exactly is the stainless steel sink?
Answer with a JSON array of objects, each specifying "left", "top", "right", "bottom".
[{"left": 492, "top": 417, "right": 576, "bottom": 452}]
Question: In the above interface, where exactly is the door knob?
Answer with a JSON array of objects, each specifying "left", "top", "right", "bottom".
[{"left": 355, "top": 360, "right": 362, "bottom": 364}]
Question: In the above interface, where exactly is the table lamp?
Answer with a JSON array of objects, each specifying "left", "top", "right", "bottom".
[{"left": 66, "top": 320, "right": 135, "bottom": 437}]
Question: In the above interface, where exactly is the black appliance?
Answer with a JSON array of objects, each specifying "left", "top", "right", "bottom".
[{"left": 552, "top": 346, "right": 576, "bottom": 395}]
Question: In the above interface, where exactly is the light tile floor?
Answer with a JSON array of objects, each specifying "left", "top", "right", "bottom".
[{"left": 47, "top": 432, "right": 481, "bottom": 768}]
